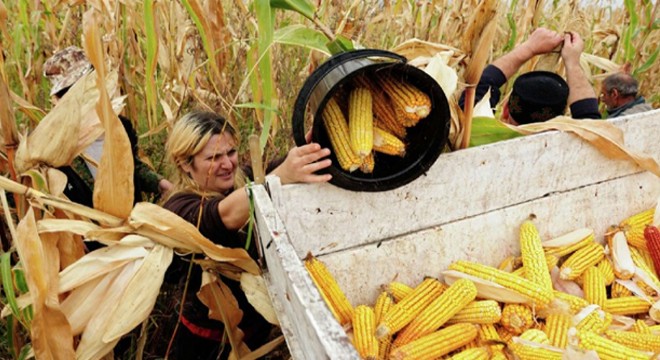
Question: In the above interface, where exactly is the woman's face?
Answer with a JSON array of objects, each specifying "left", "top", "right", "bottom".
[{"left": 183, "top": 132, "right": 238, "bottom": 193}]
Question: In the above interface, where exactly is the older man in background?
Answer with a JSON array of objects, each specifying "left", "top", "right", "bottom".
[{"left": 600, "top": 73, "right": 654, "bottom": 118}]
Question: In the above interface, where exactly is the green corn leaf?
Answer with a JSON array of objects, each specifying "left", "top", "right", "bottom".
[
  {"left": 326, "top": 34, "right": 354, "bottom": 55},
  {"left": 22, "top": 169, "right": 48, "bottom": 193},
  {"left": 469, "top": 117, "right": 523, "bottom": 147},
  {"left": 633, "top": 46, "right": 659, "bottom": 75},
  {"left": 274, "top": 25, "right": 331, "bottom": 54},
  {"left": 270, "top": 0, "right": 316, "bottom": 20},
  {"left": 6, "top": 314, "right": 17, "bottom": 359},
  {"left": 18, "top": 343, "right": 32, "bottom": 360},
  {"left": 622, "top": 0, "right": 639, "bottom": 63},
  {"left": 143, "top": 0, "right": 159, "bottom": 129},
  {"left": 255, "top": 0, "right": 277, "bottom": 151},
  {"left": 13, "top": 264, "right": 28, "bottom": 293},
  {"left": 1, "top": 252, "right": 20, "bottom": 318},
  {"left": 234, "top": 102, "right": 280, "bottom": 112}
]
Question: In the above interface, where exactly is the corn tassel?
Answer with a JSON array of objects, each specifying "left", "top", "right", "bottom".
[
  {"left": 304, "top": 253, "right": 354, "bottom": 325},
  {"left": 447, "top": 300, "right": 502, "bottom": 324},
  {"left": 376, "top": 277, "right": 445, "bottom": 339},
  {"left": 352, "top": 305, "right": 379, "bottom": 359},
  {"left": 620, "top": 208, "right": 655, "bottom": 250},
  {"left": 389, "top": 323, "right": 478, "bottom": 360},
  {"left": 348, "top": 87, "right": 374, "bottom": 158},
  {"left": 448, "top": 261, "right": 553, "bottom": 307},
  {"left": 393, "top": 278, "right": 477, "bottom": 346},
  {"left": 373, "top": 126, "right": 406, "bottom": 156},
  {"left": 379, "top": 74, "right": 432, "bottom": 126},
  {"left": 559, "top": 242, "right": 605, "bottom": 280},
  {"left": 322, "top": 97, "right": 361, "bottom": 172}
]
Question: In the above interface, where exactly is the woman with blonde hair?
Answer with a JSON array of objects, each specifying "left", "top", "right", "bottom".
[{"left": 162, "top": 110, "right": 331, "bottom": 359}]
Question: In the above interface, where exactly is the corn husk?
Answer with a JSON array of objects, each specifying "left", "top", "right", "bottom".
[
  {"left": 241, "top": 272, "right": 280, "bottom": 326},
  {"left": 15, "top": 208, "right": 75, "bottom": 359},
  {"left": 422, "top": 52, "right": 458, "bottom": 102},
  {"left": 543, "top": 228, "right": 594, "bottom": 248},
  {"left": 129, "top": 202, "right": 259, "bottom": 274},
  {"left": 610, "top": 231, "right": 636, "bottom": 280},
  {"left": 102, "top": 243, "right": 172, "bottom": 342},
  {"left": 442, "top": 269, "right": 529, "bottom": 304}
]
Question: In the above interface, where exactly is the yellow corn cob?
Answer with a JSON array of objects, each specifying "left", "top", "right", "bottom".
[
  {"left": 304, "top": 253, "right": 354, "bottom": 326},
  {"left": 497, "top": 255, "right": 521, "bottom": 272},
  {"left": 596, "top": 258, "right": 615, "bottom": 286},
  {"left": 476, "top": 324, "right": 507, "bottom": 358},
  {"left": 544, "top": 313, "right": 571, "bottom": 348},
  {"left": 500, "top": 304, "right": 534, "bottom": 335},
  {"left": 648, "top": 324, "right": 660, "bottom": 334},
  {"left": 574, "top": 307, "right": 612, "bottom": 334},
  {"left": 373, "top": 126, "right": 406, "bottom": 156},
  {"left": 575, "top": 329, "right": 651, "bottom": 360},
  {"left": 610, "top": 281, "right": 633, "bottom": 298},
  {"left": 322, "top": 97, "right": 361, "bottom": 172},
  {"left": 620, "top": 208, "right": 655, "bottom": 250},
  {"left": 446, "top": 300, "right": 502, "bottom": 324},
  {"left": 382, "top": 281, "right": 414, "bottom": 302},
  {"left": 379, "top": 74, "right": 432, "bottom": 126},
  {"left": 552, "top": 290, "right": 589, "bottom": 314},
  {"left": 603, "top": 296, "right": 652, "bottom": 315},
  {"left": 389, "top": 323, "right": 478, "bottom": 360},
  {"left": 354, "top": 76, "right": 407, "bottom": 139},
  {"left": 374, "top": 292, "right": 394, "bottom": 359},
  {"left": 604, "top": 329, "right": 660, "bottom": 352},
  {"left": 376, "top": 277, "right": 446, "bottom": 339},
  {"left": 448, "top": 347, "right": 490, "bottom": 360},
  {"left": 511, "top": 329, "right": 563, "bottom": 360},
  {"left": 393, "top": 279, "right": 477, "bottom": 346},
  {"left": 496, "top": 325, "right": 516, "bottom": 344},
  {"left": 512, "top": 254, "right": 558, "bottom": 278},
  {"left": 348, "top": 87, "right": 374, "bottom": 158},
  {"left": 544, "top": 232, "right": 595, "bottom": 258},
  {"left": 360, "top": 152, "right": 375, "bottom": 174},
  {"left": 632, "top": 319, "right": 652, "bottom": 334},
  {"left": 352, "top": 305, "right": 378, "bottom": 360},
  {"left": 582, "top": 267, "right": 606, "bottom": 307},
  {"left": 448, "top": 261, "right": 553, "bottom": 307},
  {"left": 519, "top": 220, "right": 554, "bottom": 293},
  {"left": 635, "top": 247, "right": 656, "bottom": 276},
  {"left": 559, "top": 242, "right": 605, "bottom": 280}
]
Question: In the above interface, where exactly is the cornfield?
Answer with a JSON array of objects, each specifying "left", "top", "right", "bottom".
[{"left": 0, "top": 0, "right": 658, "bottom": 359}]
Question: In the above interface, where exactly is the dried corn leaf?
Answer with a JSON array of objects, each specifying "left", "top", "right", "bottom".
[
  {"left": 84, "top": 14, "right": 134, "bottom": 218},
  {"left": 0, "top": 71, "right": 19, "bottom": 147},
  {"left": 16, "top": 208, "right": 75, "bottom": 359},
  {"left": 76, "top": 260, "right": 140, "bottom": 360},
  {"left": 46, "top": 168, "right": 68, "bottom": 197},
  {"left": 102, "top": 244, "right": 172, "bottom": 342},
  {"left": 61, "top": 267, "right": 121, "bottom": 335},
  {"left": 58, "top": 245, "right": 148, "bottom": 293},
  {"left": 391, "top": 38, "right": 463, "bottom": 65},
  {"left": 130, "top": 202, "right": 259, "bottom": 274},
  {"left": 198, "top": 272, "right": 247, "bottom": 357},
  {"left": 37, "top": 219, "right": 102, "bottom": 236},
  {"left": 41, "top": 213, "right": 86, "bottom": 271},
  {"left": 240, "top": 272, "right": 280, "bottom": 326},
  {"left": 518, "top": 117, "right": 660, "bottom": 177}
]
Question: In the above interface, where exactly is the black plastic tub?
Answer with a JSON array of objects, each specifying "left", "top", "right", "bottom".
[{"left": 292, "top": 49, "right": 450, "bottom": 192}]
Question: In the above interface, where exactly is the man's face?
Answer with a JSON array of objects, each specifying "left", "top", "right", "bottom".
[{"left": 599, "top": 86, "right": 617, "bottom": 110}]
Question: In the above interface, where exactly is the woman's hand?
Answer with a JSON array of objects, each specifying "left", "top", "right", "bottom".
[{"left": 272, "top": 143, "right": 333, "bottom": 184}]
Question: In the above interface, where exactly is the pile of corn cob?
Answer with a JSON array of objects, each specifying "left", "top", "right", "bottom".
[
  {"left": 305, "top": 207, "right": 660, "bottom": 359},
  {"left": 321, "top": 72, "right": 432, "bottom": 174}
]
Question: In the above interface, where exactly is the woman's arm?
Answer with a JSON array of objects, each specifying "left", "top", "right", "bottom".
[{"left": 217, "top": 142, "right": 332, "bottom": 230}]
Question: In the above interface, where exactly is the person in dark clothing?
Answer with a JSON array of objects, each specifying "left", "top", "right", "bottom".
[
  {"left": 43, "top": 46, "right": 173, "bottom": 210},
  {"left": 600, "top": 73, "right": 654, "bottom": 118},
  {"left": 460, "top": 28, "right": 601, "bottom": 124},
  {"left": 162, "top": 110, "right": 331, "bottom": 359}
]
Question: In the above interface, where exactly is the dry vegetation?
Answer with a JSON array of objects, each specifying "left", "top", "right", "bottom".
[{"left": 0, "top": 0, "right": 658, "bottom": 359}]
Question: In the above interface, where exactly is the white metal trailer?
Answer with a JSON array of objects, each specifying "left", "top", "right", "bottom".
[{"left": 254, "top": 110, "right": 660, "bottom": 359}]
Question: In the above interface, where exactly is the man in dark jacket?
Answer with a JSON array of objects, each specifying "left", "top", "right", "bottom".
[{"left": 600, "top": 73, "right": 654, "bottom": 118}]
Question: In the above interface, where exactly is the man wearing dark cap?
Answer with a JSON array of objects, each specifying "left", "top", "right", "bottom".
[
  {"left": 461, "top": 28, "right": 600, "bottom": 125},
  {"left": 600, "top": 73, "right": 654, "bottom": 118}
]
